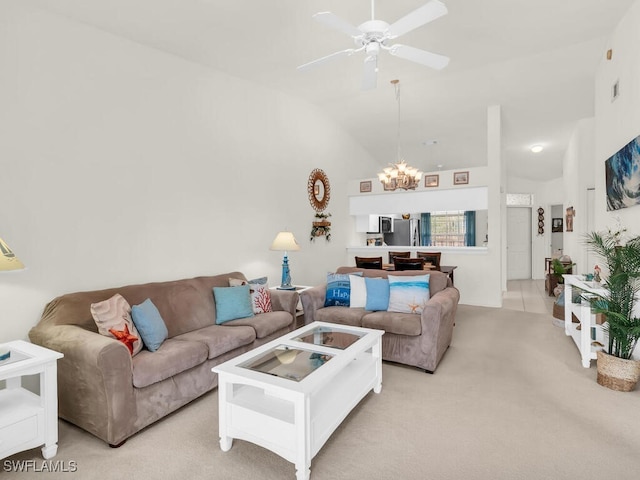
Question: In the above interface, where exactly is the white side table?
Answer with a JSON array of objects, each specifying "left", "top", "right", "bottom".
[{"left": 0, "top": 340, "right": 63, "bottom": 460}]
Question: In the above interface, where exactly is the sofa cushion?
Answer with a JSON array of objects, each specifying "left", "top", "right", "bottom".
[
  {"left": 315, "top": 306, "right": 368, "bottom": 327},
  {"left": 388, "top": 274, "right": 430, "bottom": 314},
  {"left": 349, "top": 275, "right": 367, "bottom": 308},
  {"left": 365, "top": 277, "right": 390, "bottom": 311},
  {"left": 173, "top": 324, "right": 256, "bottom": 358},
  {"left": 229, "top": 277, "right": 273, "bottom": 314},
  {"left": 131, "top": 299, "right": 169, "bottom": 352},
  {"left": 91, "top": 294, "right": 143, "bottom": 356},
  {"left": 325, "top": 272, "right": 363, "bottom": 307},
  {"left": 213, "top": 285, "right": 254, "bottom": 324},
  {"left": 361, "top": 311, "right": 422, "bottom": 336},
  {"left": 132, "top": 338, "right": 208, "bottom": 388},
  {"left": 223, "top": 310, "right": 292, "bottom": 339}
]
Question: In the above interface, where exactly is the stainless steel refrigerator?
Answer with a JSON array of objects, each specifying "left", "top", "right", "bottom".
[{"left": 384, "top": 218, "right": 421, "bottom": 246}]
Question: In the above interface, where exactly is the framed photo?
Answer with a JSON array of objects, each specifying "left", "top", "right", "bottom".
[
  {"left": 383, "top": 178, "right": 397, "bottom": 191},
  {"left": 453, "top": 171, "right": 469, "bottom": 185},
  {"left": 552, "top": 218, "right": 563, "bottom": 232},
  {"left": 359, "top": 180, "right": 372, "bottom": 193},
  {"left": 424, "top": 174, "right": 439, "bottom": 187}
]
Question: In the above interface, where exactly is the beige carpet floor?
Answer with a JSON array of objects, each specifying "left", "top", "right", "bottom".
[{"left": 5, "top": 304, "right": 640, "bottom": 480}]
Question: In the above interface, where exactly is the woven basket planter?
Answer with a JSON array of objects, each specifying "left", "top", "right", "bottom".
[{"left": 596, "top": 350, "right": 640, "bottom": 392}]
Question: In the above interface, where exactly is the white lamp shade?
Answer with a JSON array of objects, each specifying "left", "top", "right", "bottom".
[
  {"left": 0, "top": 237, "right": 25, "bottom": 271},
  {"left": 270, "top": 231, "right": 301, "bottom": 252}
]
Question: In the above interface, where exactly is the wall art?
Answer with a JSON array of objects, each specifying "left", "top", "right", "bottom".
[{"left": 605, "top": 133, "right": 640, "bottom": 211}]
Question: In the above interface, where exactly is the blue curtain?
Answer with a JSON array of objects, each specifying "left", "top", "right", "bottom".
[
  {"left": 421, "top": 213, "right": 431, "bottom": 246},
  {"left": 464, "top": 211, "right": 476, "bottom": 246}
]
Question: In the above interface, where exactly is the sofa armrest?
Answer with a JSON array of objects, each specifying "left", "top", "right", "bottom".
[
  {"left": 29, "top": 324, "right": 135, "bottom": 445},
  {"left": 420, "top": 286, "right": 460, "bottom": 359},
  {"left": 269, "top": 289, "right": 299, "bottom": 319},
  {"left": 300, "top": 285, "right": 327, "bottom": 325}
]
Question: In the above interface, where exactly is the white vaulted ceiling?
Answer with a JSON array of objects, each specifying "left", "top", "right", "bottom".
[{"left": 23, "top": 0, "right": 635, "bottom": 181}]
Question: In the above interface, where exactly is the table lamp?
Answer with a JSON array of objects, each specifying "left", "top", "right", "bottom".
[
  {"left": 0, "top": 236, "right": 25, "bottom": 360},
  {"left": 270, "top": 231, "right": 300, "bottom": 290}
]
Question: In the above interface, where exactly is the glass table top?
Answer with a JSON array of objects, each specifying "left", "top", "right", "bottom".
[
  {"left": 292, "top": 325, "right": 364, "bottom": 350},
  {"left": 239, "top": 345, "right": 334, "bottom": 382}
]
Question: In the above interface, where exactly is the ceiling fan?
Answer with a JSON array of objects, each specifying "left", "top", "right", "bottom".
[{"left": 297, "top": 0, "right": 450, "bottom": 90}]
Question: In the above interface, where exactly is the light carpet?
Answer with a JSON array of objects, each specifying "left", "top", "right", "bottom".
[{"left": 5, "top": 305, "right": 640, "bottom": 480}]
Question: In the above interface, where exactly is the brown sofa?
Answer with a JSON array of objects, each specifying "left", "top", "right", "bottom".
[
  {"left": 300, "top": 267, "right": 459, "bottom": 373},
  {"left": 28, "top": 272, "right": 299, "bottom": 446}
]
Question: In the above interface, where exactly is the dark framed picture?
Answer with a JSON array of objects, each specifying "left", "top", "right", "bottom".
[
  {"left": 552, "top": 218, "right": 563, "bottom": 232},
  {"left": 424, "top": 174, "right": 439, "bottom": 187},
  {"left": 359, "top": 180, "right": 372, "bottom": 193},
  {"left": 453, "top": 171, "right": 469, "bottom": 185}
]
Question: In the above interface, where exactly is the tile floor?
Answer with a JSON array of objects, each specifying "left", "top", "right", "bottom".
[{"left": 502, "top": 279, "right": 557, "bottom": 315}]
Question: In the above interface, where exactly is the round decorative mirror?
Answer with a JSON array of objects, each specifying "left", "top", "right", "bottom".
[{"left": 308, "top": 168, "right": 331, "bottom": 212}]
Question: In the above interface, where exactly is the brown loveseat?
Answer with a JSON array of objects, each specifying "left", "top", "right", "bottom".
[
  {"left": 300, "top": 267, "right": 459, "bottom": 373},
  {"left": 29, "top": 272, "right": 299, "bottom": 446}
]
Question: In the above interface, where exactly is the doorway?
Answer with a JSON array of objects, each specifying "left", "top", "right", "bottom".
[
  {"left": 507, "top": 207, "right": 532, "bottom": 280},
  {"left": 550, "top": 204, "right": 564, "bottom": 256}
]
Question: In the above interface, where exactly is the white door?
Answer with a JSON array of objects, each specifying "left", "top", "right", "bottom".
[{"left": 507, "top": 207, "right": 532, "bottom": 280}]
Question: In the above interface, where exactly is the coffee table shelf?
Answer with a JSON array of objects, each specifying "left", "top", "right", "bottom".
[{"left": 213, "top": 322, "right": 383, "bottom": 480}]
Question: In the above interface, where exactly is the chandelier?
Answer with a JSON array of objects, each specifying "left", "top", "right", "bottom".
[{"left": 377, "top": 80, "right": 422, "bottom": 191}]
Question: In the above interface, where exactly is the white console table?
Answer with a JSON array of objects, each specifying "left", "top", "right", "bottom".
[
  {"left": 563, "top": 275, "right": 607, "bottom": 368},
  {"left": 0, "top": 340, "right": 63, "bottom": 460}
]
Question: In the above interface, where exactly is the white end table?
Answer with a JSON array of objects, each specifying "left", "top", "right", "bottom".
[{"left": 0, "top": 340, "right": 63, "bottom": 460}]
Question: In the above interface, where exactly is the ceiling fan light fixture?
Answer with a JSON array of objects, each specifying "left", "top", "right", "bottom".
[{"left": 299, "top": 0, "right": 450, "bottom": 90}]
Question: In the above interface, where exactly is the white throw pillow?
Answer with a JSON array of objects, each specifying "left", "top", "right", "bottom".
[{"left": 349, "top": 275, "right": 367, "bottom": 308}]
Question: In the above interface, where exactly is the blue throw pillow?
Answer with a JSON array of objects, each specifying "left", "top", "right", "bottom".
[
  {"left": 131, "top": 298, "right": 169, "bottom": 352},
  {"left": 388, "top": 274, "right": 430, "bottom": 314},
  {"left": 213, "top": 285, "right": 254, "bottom": 324},
  {"left": 365, "top": 277, "right": 390, "bottom": 311},
  {"left": 325, "top": 272, "right": 363, "bottom": 307}
]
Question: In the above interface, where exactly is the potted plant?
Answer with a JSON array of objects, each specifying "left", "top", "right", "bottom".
[
  {"left": 584, "top": 228, "right": 640, "bottom": 391},
  {"left": 548, "top": 256, "right": 575, "bottom": 296}
]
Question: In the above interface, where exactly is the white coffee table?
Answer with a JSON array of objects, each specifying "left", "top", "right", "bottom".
[{"left": 212, "top": 321, "right": 384, "bottom": 480}]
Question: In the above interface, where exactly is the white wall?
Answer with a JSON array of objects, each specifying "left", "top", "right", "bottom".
[
  {"left": 594, "top": 0, "right": 640, "bottom": 238},
  {"left": 562, "top": 117, "right": 596, "bottom": 274},
  {"left": 0, "top": 3, "right": 376, "bottom": 342}
]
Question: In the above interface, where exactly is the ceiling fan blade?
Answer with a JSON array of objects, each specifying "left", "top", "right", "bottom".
[
  {"left": 388, "top": 44, "right": 449, "bottom": 70},
  {"left": 386, "top": 0, "right": 448, "bottom": 39},
  {"left": 297, "top": 49, "right": 357, "bottom": 71},
  {"left": 313, "top": 12, "right": 362, "bottom": 38},
  {"left": 361, "top": 55, "right": 378, "bottom": 91}
]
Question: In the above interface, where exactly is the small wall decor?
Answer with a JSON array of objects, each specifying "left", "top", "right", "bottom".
[
  {"left": 383, "top": 178, "right": 397, "bottom": 191},
  {"left": 424, "top": 174, "right": 439, "bottom": 187},
  {"left": 537, "top": 207, "right": 544, "bottom": 235},
  {"left": 565, "top": 207, "right": 575, "bottom": 232},
  {"left": 605, "top": 133, "right": 640, "bottom": 211},
  {"left": 552, "top": 218, "right": 563, "bottom": 232},
  {"left": 453, "top": 171, "right": 469, "bottom": 185},
  {"left": 308, "top": 168, "right": 331, "bottom": 212},
  {"left": 359, "top": 181, "right": 372, "bottom": 193},
  {"left": 310, "top": 212, "right": 331, "bottom": 242}
]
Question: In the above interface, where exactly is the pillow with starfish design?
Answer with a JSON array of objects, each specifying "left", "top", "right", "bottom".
[{"left": 91, "top": 293, "right": 143, "bottom": 355}]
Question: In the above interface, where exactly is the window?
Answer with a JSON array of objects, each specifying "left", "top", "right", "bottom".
[{"left": 430, "top": 211, "right": 466, "bottom": 247}]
